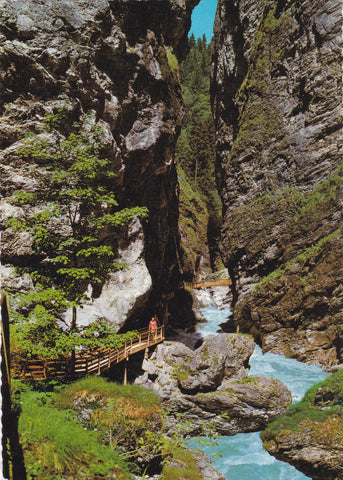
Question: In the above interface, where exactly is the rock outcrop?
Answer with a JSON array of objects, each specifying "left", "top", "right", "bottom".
[
  {"left": 63, "top": 217, "right": 152, "bottom": 330},
  {"left": 0, "top": 0, "right": 200, "bottom": 328},
  {"left": 136, "top": 334, "right": 292, "bottom": 436},
  {"left": 160, "top": 449, "right": 226, "bottom": 480},
  {"left": 261, "top": 369, "right": 343, "bottom": 480},
  {"left": 211, "top": 0, "right": 343, "bottom": 366},
  {"left": 234, "top": 231, "right": 343, "bottom": 369}
]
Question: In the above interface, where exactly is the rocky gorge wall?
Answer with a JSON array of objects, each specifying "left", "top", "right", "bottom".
[
  {"left": 211, "top": 0, "right": 343, "bottom": 368},
  {"left": 0, "top": 0, "right": 200, "bottom": 330}
]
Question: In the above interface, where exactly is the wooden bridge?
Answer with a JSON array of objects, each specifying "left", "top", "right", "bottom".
[
  {"left": 9, "top": 279, "right": 232, "bottom": 383},
  {"left": 184, "top": 278, "right": 232, "bottom": 289},
  {"left": 12, "top": 325, "right": 165, "bottom": 382}
]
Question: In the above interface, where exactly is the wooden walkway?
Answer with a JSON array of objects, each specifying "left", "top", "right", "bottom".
[
  {"left": 184, "top": 278, "right": 232, "bottom": 289},
  {"left": 13, "top": 325, "right": 165, "bottom": 381}
]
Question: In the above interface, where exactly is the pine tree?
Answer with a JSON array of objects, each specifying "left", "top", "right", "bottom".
[
  {"left": 176, "top": 35, "right": 223, "bottom": 274},
  {"left": 176, "top": 36, "right": 217, "bottom": 203}
]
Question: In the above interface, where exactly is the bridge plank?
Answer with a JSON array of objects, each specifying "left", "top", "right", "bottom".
[{"left": 183, "top": 278, "right": 232, "bottom": 289}]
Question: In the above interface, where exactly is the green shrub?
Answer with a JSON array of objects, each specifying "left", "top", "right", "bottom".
[{"left": 18, "top": 388, "right": 131, "bottom": 480}]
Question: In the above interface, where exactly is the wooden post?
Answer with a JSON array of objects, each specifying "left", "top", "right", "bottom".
[
  {"left": 123, "top": 357, "right": 129, "bottom": 385},
  {"left": 98, "top": 355, "right": 101, "bottom": 375},
  {"left": 236, "top": 325, "right": 240, "bottom": 334}
]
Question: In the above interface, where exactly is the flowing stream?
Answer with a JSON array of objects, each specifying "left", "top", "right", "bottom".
[{"left": 189, "top": 306, "right": 329, "bottom": 480}]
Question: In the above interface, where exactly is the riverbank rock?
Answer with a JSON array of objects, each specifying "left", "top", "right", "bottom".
[
  {"left": 234, "top": 232, "right": 343, "bottom": 370},
  {"left": 211, "top": 0, "right": 343, "bottom": 367},
  {"left": 261, "top": 370, "right": 343, "bottom": 480},
  {"left": 159, "top": 448, "right": 226, "bottom": 480},
  {"left": 136, "top": 334, "right": 292, "bottom": 436}
]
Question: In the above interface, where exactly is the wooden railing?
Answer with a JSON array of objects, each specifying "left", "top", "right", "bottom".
[
  {"left": 12, "top": 325, "right": 165, "bottom": 381},
  {"left": 184, "top": 278, "right": 232, "bottom": 289}
]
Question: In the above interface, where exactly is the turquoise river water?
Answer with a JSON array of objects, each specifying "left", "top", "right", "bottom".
[{"left": 189, "top": 306, "right": 329, "bottom": 480}]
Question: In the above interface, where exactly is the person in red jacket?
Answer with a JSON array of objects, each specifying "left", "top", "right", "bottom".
[{"left": 149, "top": 316, "right": 157, "bottom": 338}]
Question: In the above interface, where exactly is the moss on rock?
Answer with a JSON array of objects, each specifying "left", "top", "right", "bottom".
[
  {"left": 178, "top": 165, "right": 211, "bottom": 278},
  {"left": 261, "top": 370, "right": 343, "bottom": 479},
  {"left": 235, "top": 226, "right": 343, "bottom": 366}
]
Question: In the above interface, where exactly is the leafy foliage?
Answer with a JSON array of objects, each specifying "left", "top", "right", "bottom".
[
  {"left": 7, "top": 107, "right": 148, "bottom": 357},
  {"left": 11, "top": 312, "right": 139, "bottom": 359}
]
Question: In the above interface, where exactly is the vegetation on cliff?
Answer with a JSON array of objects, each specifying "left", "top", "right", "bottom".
[
  {"left": 177, "top": 165, "right": 209, "bottom": 278},
  {"left": 176, "top": 35, "right": 223, "bottom": 276},
  {"left": 224, "top": 163, "right": 343, "bottom": 277},
  {"left": 235, "top": 226, "right": 343, "bottom": 365}
]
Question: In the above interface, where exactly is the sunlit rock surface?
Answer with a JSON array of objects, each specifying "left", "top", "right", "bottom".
[
  {"left": 63, "top": 219, "right": 152, "bottom": 330},
  {"left": 136, "top": 333, "right": 292, "bottom": 436}
]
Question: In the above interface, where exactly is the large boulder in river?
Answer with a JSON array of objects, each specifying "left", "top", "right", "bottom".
[
  {"left": 165, "top": 375, "right": 292, "bottom": 436},
  {"left": 142, "top": 334, "right": 255, "bottom": 397},
  {"left": 137, "top": 333, "right": 292, "bottom": 436}
]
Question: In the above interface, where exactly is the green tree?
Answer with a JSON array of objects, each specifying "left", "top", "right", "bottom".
[
  {"left": 177, "top": 36, "right": 216, "bottom": 203},
  {"left": 7, "top": 107, "right": 148, "bottom": 357},
  {"left": 176, "top": 36, "right": 224, "bottom": 274}
]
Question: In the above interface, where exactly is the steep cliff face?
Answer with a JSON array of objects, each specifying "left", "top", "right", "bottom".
[
  {"left": 211, "top": 0, "right": 342, "bottom": 367},
  {"left": 0, "top": 0, "right": 199, "bottom": 329}
]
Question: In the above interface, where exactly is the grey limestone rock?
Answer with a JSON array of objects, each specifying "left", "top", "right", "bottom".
[{"left": 138, "top": 334, "right": 291, "bottom": 436}]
